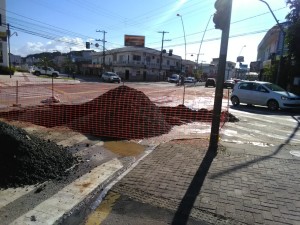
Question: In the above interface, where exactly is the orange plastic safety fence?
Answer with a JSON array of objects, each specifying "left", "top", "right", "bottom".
[{"left": 0, "top": 79, "right": 230, "bottom": 140}]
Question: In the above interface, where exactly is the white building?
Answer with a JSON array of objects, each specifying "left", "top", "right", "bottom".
[
  {"left": 89, "top": 46, "right": 182, "bottom": 81},
  {"left": 0, "top": 0, "right": 8, "bottom": 67}
]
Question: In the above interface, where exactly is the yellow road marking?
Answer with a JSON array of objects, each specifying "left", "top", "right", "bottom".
[{"left": 85, "top": 191, "right": 120, "bottom": 225}]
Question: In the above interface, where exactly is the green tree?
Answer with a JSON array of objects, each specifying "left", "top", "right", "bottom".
[{"left": 285, "top": 0, "right": 300, "bottom": 72}]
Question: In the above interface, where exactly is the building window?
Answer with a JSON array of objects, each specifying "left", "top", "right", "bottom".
[
  {"left": 119, "top": 55, "right": 124, "bottom": 62},
  {"left": 156, "top": 58, "right": 160, "bottom": 64},
  {"left": 167, "top": 60, "right": 170, "bottom": 65},
  {"left": 133, "top": 55, "right": 141, "bottom": 61},
  {"left": 146, "top": 56, "right": 151, "bottom": 62}
]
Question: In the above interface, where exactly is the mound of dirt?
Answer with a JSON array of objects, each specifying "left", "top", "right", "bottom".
[
  {"left": 0, "top": 85, "right": 235, "bottom": 140},
  {"left": 0, "top": 121, "right": 76, "bottom": 189},
  {"left": 68, "top": 85, "right": 172, "bottom": 139}
]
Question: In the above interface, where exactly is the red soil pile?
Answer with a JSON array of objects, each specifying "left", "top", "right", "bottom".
[
  {"left": 67, "top": 85, "right": 171, "bottom": 139},
  {"left": 0, "top": 85, "right": 234, "bottom": 139}
]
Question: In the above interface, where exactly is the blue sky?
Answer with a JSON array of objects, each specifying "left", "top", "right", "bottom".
[{"left": 6, "top": 0, "right": 290, "bottom": 66}]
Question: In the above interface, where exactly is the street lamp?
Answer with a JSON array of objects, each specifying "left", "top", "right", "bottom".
[
  {"left": 258, "top": 0, "right": 285, "bottom": 85},
  {"left": 177, "top": 14, "right": 187, "bottom": 61},
  {"left": 197, "top": 14, "right": 213, "bottom": 65},
  {"left": 7, "top": 23, "right": 18, "bottom": 78},
  {"left": 238, "top": 45, "right": 246, "bottom": 57}
]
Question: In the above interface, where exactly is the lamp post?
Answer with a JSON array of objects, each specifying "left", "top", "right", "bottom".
[
  {"left": 197, "top": 14, "right": 213, "bottom": 65},
  {"left": 238, "top": 45, "right": 246, "bottom": 57},
  {"left": 7, "top": 23, "right": 18, "bottom": 78},
  {"left": 258, "top": 0, "right": 285, "bottom": 85},
  {"left": 177, "top": 14, "right": 187, "bottom": 63}
]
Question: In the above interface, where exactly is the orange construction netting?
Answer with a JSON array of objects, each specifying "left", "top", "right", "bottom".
[{"left": 0, "top": 77, "right": 231, "bottom": 140}]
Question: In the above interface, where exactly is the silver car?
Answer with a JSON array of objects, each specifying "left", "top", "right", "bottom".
[
  {"left": 101, "top": 72, "right": 121, "bottom": 83},
  {"left": 230, "top": 81, "right": 300, "bottom": 111}
]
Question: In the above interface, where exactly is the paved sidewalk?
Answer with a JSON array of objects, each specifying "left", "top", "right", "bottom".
[
  {"left": 0, "top": 72, "right": 80, "bottom": 86},
  {"left": 98, "top": 139, "right": 300, "bottom": 225}
]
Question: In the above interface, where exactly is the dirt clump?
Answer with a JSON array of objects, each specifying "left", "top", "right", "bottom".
[{"left": 0, "top": 120, "right": 76, "bottom": 189}]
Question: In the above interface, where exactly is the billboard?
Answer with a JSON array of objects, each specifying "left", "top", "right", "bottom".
[
  {"left": 236, "top": 56, "right": 244, "bottom": 62},
  {"left": 124, "top": 35, "right": 145, "bottom": 47}
]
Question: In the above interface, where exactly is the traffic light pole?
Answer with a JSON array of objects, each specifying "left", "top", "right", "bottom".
[{"left": 209, "top": 0, "right": 232, "bottom": 152}]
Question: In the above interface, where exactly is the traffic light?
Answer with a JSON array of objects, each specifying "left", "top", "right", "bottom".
[
  {"left": 86, "top": 42, "right": 90, "bottom": 49},
  {"left": 213, "top": 0, "right": 230, "bottom": 30}
]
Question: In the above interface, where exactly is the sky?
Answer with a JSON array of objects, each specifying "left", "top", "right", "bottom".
[{"left": 5, "top": 0, "right": 290, "bottom": 67}]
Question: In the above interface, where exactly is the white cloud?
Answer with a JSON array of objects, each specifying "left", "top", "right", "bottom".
[{"left": 14, "top": 36, "right": 86, "bottom": 57}]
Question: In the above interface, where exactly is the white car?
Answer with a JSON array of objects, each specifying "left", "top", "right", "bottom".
[
  {"left": 167, "top": 74, "right": 180, "bottom": 83},
  {"left": 33, "top": 67, "right": 59, "bottom": 77},
  {"left": 230, "top": 81, "right": 300, "bottom": 111},
  {"left": 184, "top": 77, "right": 196, "bottom": 83},
  {"left": 101, "top": 72, "right": 121, "bottom": 83}
]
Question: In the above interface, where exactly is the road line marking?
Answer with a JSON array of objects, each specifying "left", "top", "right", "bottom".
[{"left": 10, "top": 158, "right": 123, "bottom": 225}]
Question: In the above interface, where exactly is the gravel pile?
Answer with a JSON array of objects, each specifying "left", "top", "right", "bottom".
[{"left": 0, "top": 121, "right": 76, "bottom": 189}]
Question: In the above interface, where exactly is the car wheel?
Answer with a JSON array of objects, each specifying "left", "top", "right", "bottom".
[
  {"left": 267, "top": 99, "right": 279, "bottom": 111},
  {"left": 231, "top": 96, "right": 240, "bottom": 107},
  {"left": 34, "top": 71, "right": 41, "bottom": 76}
]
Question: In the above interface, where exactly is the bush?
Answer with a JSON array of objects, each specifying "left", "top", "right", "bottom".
[
  {"left": 0, "top": 66, "right": 15, "bottom": 75},
  {"left": 15, "top": 68, "right": 29, "bottom": 73}
]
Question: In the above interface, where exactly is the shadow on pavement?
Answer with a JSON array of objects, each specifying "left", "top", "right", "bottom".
[
  {"left": 210, "top": 115, "right": 300, "bottom": 179},
  {"left": 172, "top": 114, "right": 299, "bottom": 224},
  {"left": 172, "top": 147, "right": 217, "bottom": 225}
]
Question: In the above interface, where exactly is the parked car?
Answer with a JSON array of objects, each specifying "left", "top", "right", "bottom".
[
  {"left": 184, "top": 77, "right": 196, "bottom": 83},
  {"left": 101, "top": 72, "right": 121, "bottom": 83},
  {"left": 167, "top": 74, "right": 180, "bottom": 83},
  {"left": 32, "top": 66, "right": 59, "bottom": 77},
  {"left": 223, "top": 79, "right": 235, "bottom": 89},
  {"left": 230, "top": 80, "right": 300, "bottom": 111},
  {"left": 205, "top": 78, "right": 216, "bottom": 87}
]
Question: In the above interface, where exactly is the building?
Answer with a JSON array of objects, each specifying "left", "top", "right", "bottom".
[
  {"left": 9, "top": 53, "right": 22, "bottom": 66},
  {"left": 89, "top": 46, "right": 182, "bottom": 81},
  {"left": 0, "top": 0, "right": 8, "bottom": 68},
  {"left": 211, "top": 58, "right": 236, "bottom": 80},
  {"left": 257, "top": 22, "right": 289, "bottom": 66}
]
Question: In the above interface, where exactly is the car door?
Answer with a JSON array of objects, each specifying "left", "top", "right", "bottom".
[
  {"left": 236, "top": 82, "right": 253, "bottom": 103},
  {"left": 251, "top": 85, "right": 270, "bottom": 106}
]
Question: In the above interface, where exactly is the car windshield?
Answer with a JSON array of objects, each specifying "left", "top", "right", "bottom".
[{"left": 264, "top": 83, "right": 286, "bottom": 92}]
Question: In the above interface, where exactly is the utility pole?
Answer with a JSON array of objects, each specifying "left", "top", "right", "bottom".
[
  {"left": 6, "top": 23, "right": 13, "bottom": 78},
  {"left": 158, "top": 31, "right": 170, "bottom": 81},
  {"left": 209, "top": 0, "right": 233, "bottom": 152},
  {"left": 96, "top": 30, "right": 107, "bottom": 72}
]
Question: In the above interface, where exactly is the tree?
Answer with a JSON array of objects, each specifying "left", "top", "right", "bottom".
[{"left": 285, "top": 0, "right": 300, "bottom": 72}]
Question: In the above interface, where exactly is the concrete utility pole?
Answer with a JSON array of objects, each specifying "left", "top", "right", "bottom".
[
  {"left": 7, "top": 23, "right": 11, "bottom": 78},
  {"left": 158, "top": 31, "right": 170, "bottom": 80},
  {"left": 96, "top": 30, "right": 107, "bottom": 72},
  {"left": 209, "top": 0, "right": 233, "bottom": 152}
]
